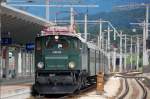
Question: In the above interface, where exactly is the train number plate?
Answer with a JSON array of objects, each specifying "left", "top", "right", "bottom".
[
  {"left": 49, "top": 74, "right": 55, "bottom": 77},
  {"left": 52, "top": 51, "right": 62, "bottom": 54}
]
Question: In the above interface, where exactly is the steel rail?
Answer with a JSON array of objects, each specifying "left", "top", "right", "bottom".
[
  {"left": 135, "top": 79, "right": 147, "bottom": 99},
  {"left": 118, "top": 78, "right": 129, "bottom": 99}
]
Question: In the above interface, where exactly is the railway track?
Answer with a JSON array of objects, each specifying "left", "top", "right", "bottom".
[
  {"left": 118, "top": 77, "right": 147, "bottom": 99},
  {"left": 64, "top": 83, "right": 96, "bottom": 98},
  {"left": 118, "top": 78, "right": 129, "bottom": 99},
  {"left": 135, "top": 79, "right": 147, "bottom": 99}
]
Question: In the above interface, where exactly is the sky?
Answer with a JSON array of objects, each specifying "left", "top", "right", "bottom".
[{"left": 6, "top": 0, "right": 150, "bottom": 20}]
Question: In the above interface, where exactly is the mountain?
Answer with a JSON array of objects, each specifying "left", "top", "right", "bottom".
[{"left": 73, "top": 8, "right": 147, "bottom": 35}]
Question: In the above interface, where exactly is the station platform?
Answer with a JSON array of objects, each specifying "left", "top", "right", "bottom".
[
  {"left": 0, "top": 76, "right": 34, "bottom": 85},
  {"left": 0, "top": 76, "right": 34, "bottom": 98},
  {"left": 0, "top": 83, "right": 31, "bottom": 99}
]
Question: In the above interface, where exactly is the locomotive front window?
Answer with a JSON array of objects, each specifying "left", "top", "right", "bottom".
[
  {"left": 50, "top": 41, "right": 68, "bottom": 49},
  {"left": 46, "top": 37, "right": 69, "bottom": 49}
]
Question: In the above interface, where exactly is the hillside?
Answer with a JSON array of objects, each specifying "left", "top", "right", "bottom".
[{"left": 72, "top": 8, "right": 147, "bottom": 35}]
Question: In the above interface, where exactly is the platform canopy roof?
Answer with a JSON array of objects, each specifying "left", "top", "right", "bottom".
[{"left": 1, "top": 2, "right": 54, "bottom": 45}]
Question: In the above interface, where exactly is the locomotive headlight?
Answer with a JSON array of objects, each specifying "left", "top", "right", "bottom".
[
  {"left": 37, "top": 62, "right": 44, "bottom": 69},
  {"left": 55, "top": 35, "right": 59, "bottom": 40},
  {"left": 68, "top": 61, "right": 75, "bottom": 69}
]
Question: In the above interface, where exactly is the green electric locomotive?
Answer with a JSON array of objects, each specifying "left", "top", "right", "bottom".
[{"left": 32, "top": 32, "right": 101, "bottom": 95}]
